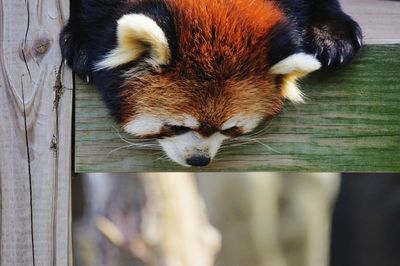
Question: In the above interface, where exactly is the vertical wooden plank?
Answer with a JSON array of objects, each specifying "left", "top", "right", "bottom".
[{"left": 0, "top": 0, "right": 72, "bottom": 265}]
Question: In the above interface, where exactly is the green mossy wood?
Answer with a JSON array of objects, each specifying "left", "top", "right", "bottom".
[{"left": 75, "top": 45, "right": 400, "bottom": 172}]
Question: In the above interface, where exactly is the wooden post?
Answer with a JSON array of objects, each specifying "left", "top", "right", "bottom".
[{"left": 0, "top": 0, "right": 72, "bottom": 265}]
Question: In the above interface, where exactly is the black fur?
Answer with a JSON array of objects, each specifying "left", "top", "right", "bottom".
[
  {"left": 61, "top": 0, "right": 362, "bottom": 74},
  {"left": 267, "top": 22, "right": 302, "bottom": 67},
  {"left": 271, "top": 0, "right": 363, "bottom": 67},
  {"left": 60, "top": 0, "right": 176, "bottom": 122}
]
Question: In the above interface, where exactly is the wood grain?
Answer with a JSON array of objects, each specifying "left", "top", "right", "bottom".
[
  {"left": 75, "top": 45, "right": 400, "bottom": 172},
  {"left": 341, "top": 0, "right": 400, "bottom": 44},
  {"left": 0, "top": 0, "right": 72, "bottom": 265}
]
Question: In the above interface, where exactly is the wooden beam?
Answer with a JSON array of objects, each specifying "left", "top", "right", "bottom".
[
  {"left": 74, "top": 45, "right": 400, "bottom": 172},
  {"left": 341, "top": 0, "right": 400, "bottom": 44},
  {"left": 0, "top": 0, "right": 72, "bottom": 265}
]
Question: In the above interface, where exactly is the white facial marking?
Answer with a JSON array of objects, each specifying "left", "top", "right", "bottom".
[
  {"left": 207, "top": 133, "right": 229, "bottom": 158},
  {"left": 95, "top": 14, "right": 170, "bottom": 70},
  {"left": 221, "top": 117, "right": 239, "bottom": 130},
  {"left": 270, "top": 53, "right": 321, "bottom": 76},
  {"left": 183, "top": 115, "right": 200, "bottom": 128},
  {"left": 123, "top": 114, "right": 163, "bottom": 136},
  {"left": 159, "top": 132, "right": 228, "bottom": 167},
  {"left": 240, "top": 117, "right": 263, "bottom": 133},
  {"left": 221, "top": 115, "right": 262, "bottom": 133},
  {"left": 164, "top": 115, "right": 199, "bottom": 128},
  {"left": 124, "top": 114, "right": 199, "bottom": 137},
  {"left": 124, "top": 114, "right": 263, "bottom": 166}
]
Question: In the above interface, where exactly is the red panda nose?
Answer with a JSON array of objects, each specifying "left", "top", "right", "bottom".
[{"left": 186, "top": 155, "right": 211, "bottom": 167}]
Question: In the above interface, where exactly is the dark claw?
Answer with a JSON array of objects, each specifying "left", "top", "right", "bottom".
[
  {"left": 59, "top": 23, "right": 91, "bottom": 79},
  {"left": 305, "top": 12, "right": 363, "bottom": 69}
]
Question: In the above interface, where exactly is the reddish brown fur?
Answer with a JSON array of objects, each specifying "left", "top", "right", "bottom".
[
  {"left": 121, "top": 75, "right": 283, "bottom": 136},
  {"left": 120, "top": 0, "right": 286, "bottom": 135},
  {"left": 167, "top": 0, "right": 284, "bottom": 78}
]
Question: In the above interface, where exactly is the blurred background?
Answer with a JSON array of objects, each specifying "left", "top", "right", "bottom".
[{"left": 72, "top": 173, "right": 400, "bottom": 266}]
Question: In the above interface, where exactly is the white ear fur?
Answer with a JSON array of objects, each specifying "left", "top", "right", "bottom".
[
  {"left": 96, "top": 14, "right": 170, "bottom": 70},
  {"left": 270, "top": 53, "right": 321, "bottom": 103},
  {"left": 270, "top": 53, "right": 321, "bottom": 76},
  {"left": 281, "top": 77, "right": 305, "bottom": 103}
]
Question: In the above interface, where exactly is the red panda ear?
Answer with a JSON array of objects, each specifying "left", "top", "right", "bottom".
[
  {"left": 267, "top": 23, "right": 321, "bottom": 76},
  {"left": 270, "top": 53, "right": 321, "bottom": 76},
  {"left": 266, "top": 24, "right": 321, "bottom": 103},
  {"left": 270, "top": 53, "right": 321, "bottom": 103},
  {"left": 96, "top": 14, "right": 170, "bottom": 70},
  {"left": 269, "top": 53, "right": 321, "bottom": 103}
]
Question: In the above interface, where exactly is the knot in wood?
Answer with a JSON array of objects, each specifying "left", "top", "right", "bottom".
[{"left": 34, "top": 39, "right": 50, "bottom": 54}]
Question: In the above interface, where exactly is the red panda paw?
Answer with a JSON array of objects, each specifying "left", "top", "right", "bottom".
[
  {"left": 306, "top": 12, "right": 363, "bottom": 68},
  {"left": 59, "top": 24, "right": 91, "bottom": 82}
]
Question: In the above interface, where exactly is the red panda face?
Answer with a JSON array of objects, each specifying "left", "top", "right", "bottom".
[
  {"left": 117, "top": 74, "right": 283, "bottom": 166},
  {"left": 95, "top": 0, "right": 321, "bottom": 167}
]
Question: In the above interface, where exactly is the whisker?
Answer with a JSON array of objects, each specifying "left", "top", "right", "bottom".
[
  {"left": 107, "top": 143, "right": 162, "bottom": 156},
  {"left": 112, "top": 126, "right": 158, "bottom": 143},
  {"left": 149, "top": 151, "right": 164, "bottom": 156},
  {"left": 247, "top": 139, "right": 281, "bottom": 154},
  {"left": 111, "top": 126, "right": 160, "bottom": 150},
  {"left": 243, "top": 120, "right": 274, "bottom": 138},
  {"left": 112, "top": 126, "right": 137, "bottom": 145},
  {"left": 220, "top": 134, "right": 280, "bottom": 154},
  {"left": 107, "top": 144, "right": 136, "bottom": 156},
  {"left": 155, "top": 154, "right": 168, "bottom": 161},
  {"left": 221, "top": 141, "right": 255, "bottom": 149}
]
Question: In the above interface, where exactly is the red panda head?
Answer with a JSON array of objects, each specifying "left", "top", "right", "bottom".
[{"left": 95, "top": 0, "right": 321, "bottom": 167}]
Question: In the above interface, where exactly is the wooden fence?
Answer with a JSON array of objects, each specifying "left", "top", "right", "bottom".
[{"left": 0, "top": 0, "right": 72, "bottom": 265}]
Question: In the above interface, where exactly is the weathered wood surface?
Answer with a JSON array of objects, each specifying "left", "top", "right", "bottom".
[
  {"left": 75, "top": 45, "right": 400, "bottom": 172},
  {"left": 342, "top": 0, "right": 400, "bottom": 44},
  {"left": 0, "top": 0, "right": 72, "bottom": 265},
  {"left": 75, "top": 0, "right": 400, "bottom": 172}
]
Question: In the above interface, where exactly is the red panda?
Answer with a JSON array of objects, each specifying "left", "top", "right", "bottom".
[{"left": 61, "top": 0, "right": 362, "bottom": 167}]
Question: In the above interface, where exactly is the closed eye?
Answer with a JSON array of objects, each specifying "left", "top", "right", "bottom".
[
  {"left": 164, "top": 125, "right": 192, "bottom": 135},
  {"left": 144, "top": 125, "right": 193, "bottom": 139},
  {"left": 220, "top": 126, "right": 243, "bottom": 137}
]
